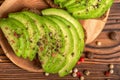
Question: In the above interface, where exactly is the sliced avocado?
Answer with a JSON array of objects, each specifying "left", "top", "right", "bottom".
[
  {"left": 64, "top": 0, "right": 87, "bottom": 12},
  {"left": 66, "top": 1, "right": 86, "bottom": 13},
  {"left": 65, "top": 0, "right": 86, "bottom": 9},
  {"left": 8, "top": 18, "right": 30, "bottom": 58},
  {"left": 21, "top": 11, "right": 44, "bottom": 39},
  {"left": 0, "top": 18, "right": 24, "bottom": 57},
  {"left": 62, "top": 0, "right": 76, "bottom": 7},
  {"left": 21, "top": 11, "right": 41, "bottom": 38},
  {"left": 68, "top": 0, "right": 99, "bottom": 16},
  {"left": 41, "top": 8, "right": 84, "bottom": 40},
  {"left": 58, "top": 0, "right": 113, "bottom": 19},
  {"left": 21, "top": 11, "right": 50, "bottom": 60},
  {"left": 19, "top": 11, "right": 58, "bottom": 71},
  {"left": 20, "top": 11, "right": 53, "bottom": 67},
  {"left": 72, "top": 0, "right": 113, "bottom": 19},
  {"left": 41, "top": 8, "right": 84, "bottom": 51},
  {"left": 53, "top": 0, "right": 113, "bottom": 19},
  {"left": 46, "top": 16, "right": 74, "bottom": 55},
  {"left": 42, "top": 16, "right": 65, "bottom": 56},
  {"left": 39, "top": 16, "right": 68, "bottom": 73},
  {"left": 9, "top": 12, "right": 40, "bottom": 61},
  {"left": 21, "top": 11, "right": 49, "bottom": 59},
  {"left": 42, "top": 8, "right": 85, "bottom": 76},
  {"left": 38, "top": 24, "right": 51, "bottom": 67},
  {"left": 53, "top": 15, "right": 82, "bottom": 77}
]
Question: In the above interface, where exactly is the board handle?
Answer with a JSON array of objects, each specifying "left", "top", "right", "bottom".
[{"left": 0, "top": 0, "right": 49, "bottom": 18}]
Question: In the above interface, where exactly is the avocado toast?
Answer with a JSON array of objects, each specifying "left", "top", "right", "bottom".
[{"left": 0, "top": 8, "right": 85, "bottom": 77}]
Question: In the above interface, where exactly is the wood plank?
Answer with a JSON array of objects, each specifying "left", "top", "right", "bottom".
[{"left": 0, "top": 1, "right": 120, "bottom": 80}]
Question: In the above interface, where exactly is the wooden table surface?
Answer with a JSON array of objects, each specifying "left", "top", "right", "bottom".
[{"left": 0, "top": 0, "right": 120, "bottom": 80}]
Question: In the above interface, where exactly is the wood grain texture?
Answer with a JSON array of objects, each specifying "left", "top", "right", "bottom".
[{"left": 0, "top": 1, "right": 120, "bottom": 80}]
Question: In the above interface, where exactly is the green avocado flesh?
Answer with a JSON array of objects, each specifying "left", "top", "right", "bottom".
[
  {"left": 8, "top": 18, "right": 29, "bottom": 58},
  {"left": 0, "top": 8, "right": 85, "bottom": 77},
  {"left": 9, "top": 12, "right": 40, "bottom": 61},
  {"left": 41, "top": 8, "right": 85, "bottom": 40},
  {"left": 42, "top": 15, "right": 73, "bottom": 73},
  {"left": 39, "top": 16, "right": 67, "bottom": 73},
  {"left": 62, "top": 0, "right": 76, "bottom": 7},
  {"left": 53, "top": 0, "right": 113, "bottom": 19},
  {"left": 0, "top": 18, "right": 25, "bottom": 57},
  {"left": 21, "top": 11, "right": 52, "bottom": 63},
  {"left": 52, "top": 16, "right": 82, "bottom": 77},
  {"left": 41, "top": 8, "right": 85, "bottom": 53},
  {"left": 42, "top": 8, "right": 84, "bottom": 76}
]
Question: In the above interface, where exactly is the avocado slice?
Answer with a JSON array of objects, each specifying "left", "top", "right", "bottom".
[
  {"left": 19, "top": 12, "right": 60, "bottom": 64},
  {"left": 21, "top": 11, "right": 44, "bottom": 39},
  {"left": 39, "top": 16, "right": 68, "bottom": 73},
  {"left": 53, "top": 15, "right": 82, "bottom": 77},
  {"left": 64, "top": 0, "right": 86, "bottom": 13},
  {"left": 41, "top": 8, "right": 84, "bottom": 51},
  {"left": 72, "top": 0, "right": 113, "bottom": 19},
  {"left": 21, "top": 11, "right": 41, "bottom": 38},
  {"left": 62, "top": 0, "right": 76, "bottom": 7},
  {"left": 54, "top": 0, "right": 113, "bottom": 19},
  {"left": 0, "top": 18, "right": 25, "bottom": 57},
  {"left": 21, "top": 11, "right": 51, "bottom": 60},
  {"left": 62, "top": 0, "right": 87, "bottom": 9},
  {"left": 9, "top": 12, "right": 40, "bottom": 61},
  {"left": 41, "top": 17, "right": 66, "bottom": 56},
  {"left": 42, "top": 8, "right": 85, "bottom": 76},
  {"left": 8, "top": 18, "right": 30, "bottom": 58},
  {"left": 21, "top": 11, "right": 53, "bottom": 67},
  {"left": 66, "top": 0, "right": 86, "bottom": 13}
]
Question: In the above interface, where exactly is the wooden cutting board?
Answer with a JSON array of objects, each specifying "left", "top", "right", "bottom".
[{"left": 0, "top": 0, "right": 120, "bottom": 80}]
